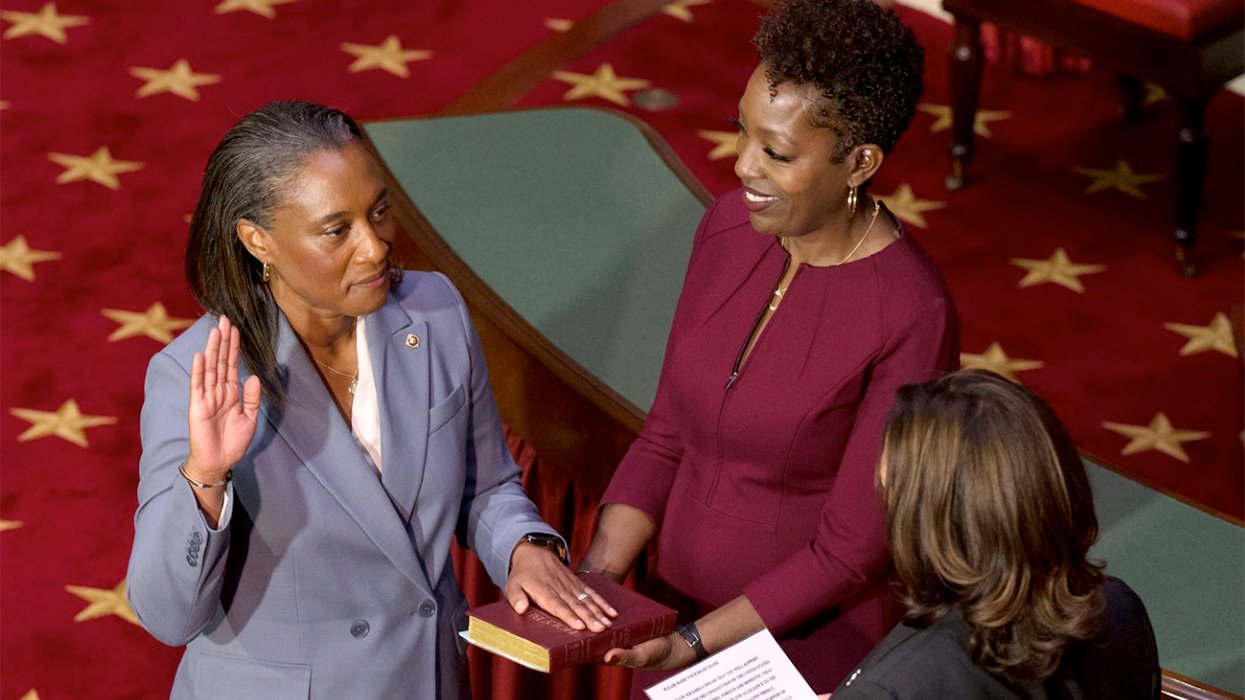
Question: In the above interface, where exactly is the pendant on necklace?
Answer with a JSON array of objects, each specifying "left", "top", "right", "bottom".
[{"left": 348, "top": 377, "right": 358, "bottom": 396}]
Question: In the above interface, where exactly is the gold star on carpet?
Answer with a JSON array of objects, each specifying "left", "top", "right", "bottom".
[
  {"left": 662, "top": 0, "right": 711, "bottom": 22},
  {"left": 0, "top": 100, "right": 10, "bottom": 110},
  {"left": 1, "top": 235, "right": 61, "bottom": 281},
  {"left": 1009, "top": 248, "right": 1105, "bottom": 293},
  {"left": 917, "top": 103, "right": 1011, "bottom": 138},
  {"left": 214, "top": 0, "right": 295, "bottom": 18},
  {"left": 697, "top": 129, "right": 738, "bottom": 160},
  {"left": 0, "top": 519, "right": 23, "bottom": 533},
  {"left": 875, "top": 183, "right": 946, "bottom": 229},
  {"left": 341, "top": 35, "right": 431, "bottom": 78},
  {"left": 102, "top": 302, "right": 195, "bottom": 343},
  {"left": 1164, "top": 312, "right": 1237, "bottom": 358},
  {"left": 130, "top": 59, "right": 221, "bottom": 101},
  {"left": 1, "top": 3, "right": 88, "bottom": 44},
  {"left": 1103, "top": 413, "right": 1210, "bottom": 463},
  {"left": 20, "top": 691, "right": 41, "bottom": 700},
  {"left": 959, "top": 342, "right": 1043, "bottom": 383},
  {"left": 1072, "top": 159, "right": 1164, "bottom": 198},
  {"left": 48, "top": 146, "right": 143, "bottom": 190},
  {"left": 65, "top": 580, "right": 140, "bottom": 626},
  {"left": 10, "top": 399, "right": 117, "bottom": 448},
  {"left": 552, "top": 63, "right": 650, "bottom": 107},
  {"left": 544, "top": 17, "right": 573, "bottom": 32}
]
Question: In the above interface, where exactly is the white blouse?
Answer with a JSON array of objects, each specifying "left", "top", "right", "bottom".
[{"left": 351, "top": 316, "right": 383, "bottom": 473}]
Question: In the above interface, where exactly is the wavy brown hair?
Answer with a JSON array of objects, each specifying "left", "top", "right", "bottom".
[
  {"left": 185, "top": 101, "right": 364, "bottom": 405},
  {"left": 882, "top": 370, "right": 1105, "bottom": 681}
]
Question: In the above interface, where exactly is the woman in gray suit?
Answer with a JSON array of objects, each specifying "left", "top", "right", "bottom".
[{"left": 126, "top": 101, "right": 615, "bottom": 699}]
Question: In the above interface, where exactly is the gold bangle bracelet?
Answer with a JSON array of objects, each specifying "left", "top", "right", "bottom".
[{"left": 178, "top": 461, "right": 232, "bottom": 489}]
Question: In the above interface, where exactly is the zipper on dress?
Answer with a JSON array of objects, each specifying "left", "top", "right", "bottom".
[{"left": 724, "top": 258, "right": 791, "bottom": 390}]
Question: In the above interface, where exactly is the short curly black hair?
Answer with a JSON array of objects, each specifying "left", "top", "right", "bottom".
[{"left": 754, "top": 0, "right": 924, "bottom": 162}]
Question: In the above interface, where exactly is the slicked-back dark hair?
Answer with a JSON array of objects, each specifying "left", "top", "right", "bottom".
[
  {"left": 185, "top": 101, "right": 363, "bottom": 405},
  {"left": 753, "top": 0, "right": 925, "bottom": 162}
]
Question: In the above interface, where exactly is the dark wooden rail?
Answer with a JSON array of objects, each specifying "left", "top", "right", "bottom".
[{"left": 1163, "top": 670, "right": 1244, "bottom": 700}]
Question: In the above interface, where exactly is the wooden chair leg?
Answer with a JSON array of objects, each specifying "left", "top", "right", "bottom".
[
  {"left": 1174, "top": 96, "right": 1208, "bottom": 277},
  {"left": 946, "top": 16, "right": 983, "bottom": 191},
  {"left": 1116, "top": 74, "right": 1146, "bottom": 122}
]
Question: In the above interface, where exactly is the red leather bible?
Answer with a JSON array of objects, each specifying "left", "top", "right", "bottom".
[{"left": 465, "top": 572, "right": 678, "bottom": 672}]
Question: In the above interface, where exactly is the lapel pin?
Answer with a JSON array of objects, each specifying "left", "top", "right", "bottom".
[{"left": 405, "top": 334, "right": 420, "bottom": 349}]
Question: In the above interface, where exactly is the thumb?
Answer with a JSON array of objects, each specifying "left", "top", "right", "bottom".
[
  {"left": 506, "top": 584, "right": 530, "bottom": 615},
  {"left": 241, "top": 376, "right": 262, "bottom": 416}
]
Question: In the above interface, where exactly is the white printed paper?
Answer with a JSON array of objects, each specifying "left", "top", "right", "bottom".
[{"left": 644, "top": 629, "right": 818, "bottom": 700}]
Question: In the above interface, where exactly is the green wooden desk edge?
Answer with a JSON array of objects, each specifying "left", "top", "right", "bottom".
[
  {"left": 366, "top": 107, "right": 707, "bottom": 414},
  {"left": 364, "top": 107, "right": 1244, "bottom": 695}
]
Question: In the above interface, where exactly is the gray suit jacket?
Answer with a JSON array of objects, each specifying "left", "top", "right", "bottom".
[{"left": 126, "top": 271, "right": 559, "bottom": 699}]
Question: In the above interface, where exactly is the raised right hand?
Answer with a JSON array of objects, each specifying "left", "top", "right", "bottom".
[{"left": 186, "top": 315, "right": 262, "bottom": 483}]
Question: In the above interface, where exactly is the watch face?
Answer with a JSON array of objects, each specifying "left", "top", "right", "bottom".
[{"left": 525, "top": 533, "right": 568, "bottom": 563}]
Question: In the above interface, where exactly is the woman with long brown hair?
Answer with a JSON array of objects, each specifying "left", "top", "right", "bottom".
[{"left": 833, "top": 370, "right": 1159, "bottom": 698}]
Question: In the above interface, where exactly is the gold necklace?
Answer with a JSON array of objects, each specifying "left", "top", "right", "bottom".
[
  {"left": 312, "top": 355, "right": 358, "bottom": 396},
  {"left": 770, "top": 200, "right": 882, "bottom": 312}
]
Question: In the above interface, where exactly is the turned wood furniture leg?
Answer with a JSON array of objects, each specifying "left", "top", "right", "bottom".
[
  {"left": 1116, "top": 73, "right": 1146, "bottom": 122},
  {"left": 946, "top": 17, "right": 983, "bottom": 191},
  {"left": 1174, "top": 96, "right": 1208, "bottom": 277}
]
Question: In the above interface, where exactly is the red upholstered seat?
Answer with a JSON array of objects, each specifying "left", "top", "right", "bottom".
[{"left": 1073, "top": 0, "right": 1242, "bottom": 40}]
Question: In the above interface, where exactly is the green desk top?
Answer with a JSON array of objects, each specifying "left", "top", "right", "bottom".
[
  {"left": 366, "top": 108, "right": 706, "bottom": 412},
  {"left": 1088, "top": 463, "right": 1244, "bottom": 693},
  {"left": 366, "top": 108, "right": 1243, "bottom": 696}
]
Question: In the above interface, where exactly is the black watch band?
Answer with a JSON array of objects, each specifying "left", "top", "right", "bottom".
[
  {"left": 676, "top": 622, "right": 709, "bottom": 661},
  {"left": 521, "top": 532, "right": 569, "bottom": 565}
]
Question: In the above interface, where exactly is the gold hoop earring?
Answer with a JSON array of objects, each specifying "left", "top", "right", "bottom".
[
  {"left": 847, "top": 185, "right": 858, "bottom": 218},
  {"left": 262, "top": 261, "right": 272, "bottom": 283}
]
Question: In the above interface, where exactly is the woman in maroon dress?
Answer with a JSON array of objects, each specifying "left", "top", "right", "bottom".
[{"left": 577, "top": 0, "right": 960, "bottom": 695}]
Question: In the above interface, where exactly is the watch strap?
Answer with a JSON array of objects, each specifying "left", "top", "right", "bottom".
[
  {"left": 676, "top": 622, "right": 709, "bottom": 661},
  {"left": 521, "top": 532, "right": 569, "bottom": 565}
]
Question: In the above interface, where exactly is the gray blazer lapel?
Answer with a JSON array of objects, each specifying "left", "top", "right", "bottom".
[
  {"left": 366, "top": 297, "right": 430, "bottom": 522},
  {"left": 261, "top": 313, "right": 430, "bottom": 593}
]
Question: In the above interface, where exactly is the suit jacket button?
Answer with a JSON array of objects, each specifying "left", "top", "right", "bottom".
[
  {"left": 417, "top": 600, "right": 436, "bottom": 618},
  {"left": 350, "top": 620, "right": 370, "bottom": 638}
]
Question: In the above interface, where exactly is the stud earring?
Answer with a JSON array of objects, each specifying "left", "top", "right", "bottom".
[
  {"left": 847, "top": 185, "right": 858, "bottom": 218},
  {"left": 262, "top": 261, "right": 272, "bottom": 283}
]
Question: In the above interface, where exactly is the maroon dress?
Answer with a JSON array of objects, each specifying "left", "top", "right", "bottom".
[{"left": 602, "top": 189, "right": 960, "bottom": 694}]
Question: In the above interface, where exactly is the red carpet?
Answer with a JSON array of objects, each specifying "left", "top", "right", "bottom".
[{"left": 1, "top": 1, "right": 1241, "bottom": 698}]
